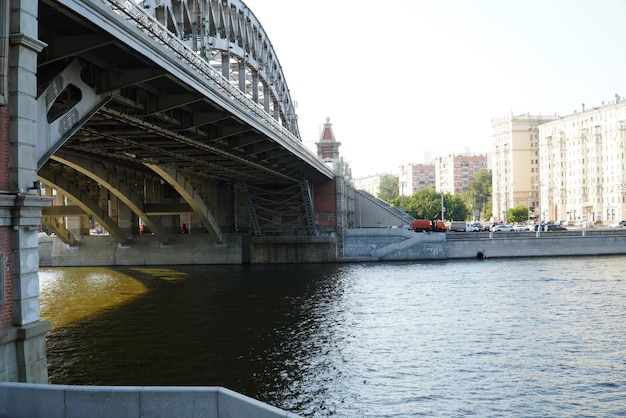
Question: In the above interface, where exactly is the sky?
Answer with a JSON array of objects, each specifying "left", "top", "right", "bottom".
[{"left": 246, "top": 0, "right": 626, "bottom": 178}]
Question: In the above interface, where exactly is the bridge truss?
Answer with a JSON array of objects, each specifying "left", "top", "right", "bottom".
[{"left": 34, "top": 0, "right": 333, "bottom": 244}]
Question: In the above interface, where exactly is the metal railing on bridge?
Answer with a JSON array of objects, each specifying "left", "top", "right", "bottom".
[{"left": 100, "top": 0, "right": 320, "bottom": 162}]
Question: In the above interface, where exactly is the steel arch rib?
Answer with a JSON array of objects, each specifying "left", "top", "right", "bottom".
[
  {"left": 135, "top": 0, "right": 299, "bottom": 136},
  {"left": 145, "top": 163, "right": 223, "bottom": 243},
  {"left": 38, "top": 166, "right": 128, "bottom": 244},
  {"left": 51, "top": 153, "right": 170, "bottom": 243}
]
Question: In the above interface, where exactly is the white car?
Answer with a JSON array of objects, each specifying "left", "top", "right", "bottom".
[
  {"left": 492, "top": 224, "right": 514, "bottom": 232},
  {"left": 512, "top": 224, "right": 531, "bottom": 232}
]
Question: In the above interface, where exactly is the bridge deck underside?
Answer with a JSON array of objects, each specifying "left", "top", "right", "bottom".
[{"left": 38, "top": 0, "right": 330, "bottom": 186}]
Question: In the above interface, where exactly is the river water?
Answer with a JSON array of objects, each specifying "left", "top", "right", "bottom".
[{"left": 40, "top": 257, "right": 626, "bottom": 417}]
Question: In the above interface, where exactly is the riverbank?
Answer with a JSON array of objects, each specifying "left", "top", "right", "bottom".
[
  {"left": 343, "top": 228, "right": 626, "bottom": 261},
  {"left": 38, "top": 228, "right": 626, "bottom": 266}
]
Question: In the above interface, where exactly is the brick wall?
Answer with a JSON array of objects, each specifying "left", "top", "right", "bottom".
[{"left": 313, "top": 180, "right": 337, "bottom": 228}]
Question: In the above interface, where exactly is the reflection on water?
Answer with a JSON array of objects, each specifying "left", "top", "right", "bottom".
[
  {"left": 40, "top": 257, "right": 626, "bottom": 417},
  {"left": 39, "top": 267, "right": 147, "bottom": 329}
]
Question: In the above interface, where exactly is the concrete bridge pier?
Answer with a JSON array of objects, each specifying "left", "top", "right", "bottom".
[{"left": 0, "top": 1, "right": 51, "bottom": 383}]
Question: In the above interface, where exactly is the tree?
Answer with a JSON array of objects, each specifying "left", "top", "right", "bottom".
[
  {"left": 469, "top": 169, "right": 492, "bottom": 220},
  {"left": 406, "top": 188, "right": 442, "bottom": 219},
  {"left": 444, "top": 193, "right": 469, "bottom": 221},
  {"left": 508, "top": 205, "right": 530, "bottom": 224},
  {"left": 399, "top": 188, "right": 468, "bottom": 221},
  {"left": 378, "top": 175, "right": 399, "bottom": 202}
]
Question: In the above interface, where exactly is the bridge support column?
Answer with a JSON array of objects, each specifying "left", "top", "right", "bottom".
[{"left": 0, "top": 1, "right": 51, "bottom": 384}]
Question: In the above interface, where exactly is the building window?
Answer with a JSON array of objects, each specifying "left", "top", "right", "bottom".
[{"left": 0, "top": 0, "right": 7, "bottom": 105}]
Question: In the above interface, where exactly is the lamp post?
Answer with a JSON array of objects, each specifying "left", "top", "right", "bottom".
[
  {"left": 400, "top": 181, "right": 406, "bottom": 226},
  {"left": 441, "top": 193, "right": 445, "bottom": 222},
  {"left": 537, "top": 182, "right": 543, "bottom": 237}
]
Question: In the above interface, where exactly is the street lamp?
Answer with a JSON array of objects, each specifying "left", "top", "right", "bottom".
[{"left": 400, "top": 181, "right": 406, "bottom": 226}]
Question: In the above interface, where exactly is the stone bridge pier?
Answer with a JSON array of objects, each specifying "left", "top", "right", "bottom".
[{"left": 1, "top": 1, "right": 51, "bottom": 383}]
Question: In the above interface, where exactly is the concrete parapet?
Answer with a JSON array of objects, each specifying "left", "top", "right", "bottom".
[
  {"left": 0, "top": 382, "right": 302, "bottom": 418},
  {"left": 343, "top": 229, "right": 626, "bottom": 261},
  {"left": 445, "top": 234, "right": 626, "bottom": 259}
]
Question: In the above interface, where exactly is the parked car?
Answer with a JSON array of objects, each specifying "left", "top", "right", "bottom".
[
  {"left": 512, "top": 224, "right": 531, "bottom": 232},
  {"left": 492, "top": 224, "right": 514, "bottom": 232},
  {"left": 544, "top": 224, "right": 567, "bottom": 232},
  {"left": 609, "top": 220, "right": 626, "bottom": 228},
  {"left": 467, "top": 222, "right": 484, "bottom": 232}
]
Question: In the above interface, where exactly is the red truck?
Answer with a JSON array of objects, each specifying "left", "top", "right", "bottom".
[{"left": 411, "top": 219, "right": 447, "bottom": 232}]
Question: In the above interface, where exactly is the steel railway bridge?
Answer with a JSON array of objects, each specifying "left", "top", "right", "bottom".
[
  {"left": 35, "top": 0, "right": 345, "bottom": 247},
  {"left": 2, "top": 0, "right": 359, "bottom": 387}
]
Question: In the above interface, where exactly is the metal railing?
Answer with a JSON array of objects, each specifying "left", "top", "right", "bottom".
[{"left": 98, "top": 0, "right": 321, "bottom": 163}]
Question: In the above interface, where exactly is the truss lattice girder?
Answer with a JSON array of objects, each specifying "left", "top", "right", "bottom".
[
  {"left": 139, "top": 0, "right": 298, "bottom": 136},
  {"left": 146, "top": 163, "right": 223, "bottom": 242},
  {"left": 52, "top": 153, "right": 170, "bottom": 243},
  {"left": 36, "top": 58, "right": 111, "bottom": 170},
  {"left": 240, "top": 182, "right": 318, "bottom": 235},
  {"left": 38, "top": 166, "right": 128, "bottom": 244}
]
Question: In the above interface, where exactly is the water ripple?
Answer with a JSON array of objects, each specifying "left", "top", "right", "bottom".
[{"left": 41, "top": 256, "right": 626, "bottom": 417}]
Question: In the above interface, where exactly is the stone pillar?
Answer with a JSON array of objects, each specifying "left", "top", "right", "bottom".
[{"left": 4, "top": 0, "right": 52, "bottom": 383}]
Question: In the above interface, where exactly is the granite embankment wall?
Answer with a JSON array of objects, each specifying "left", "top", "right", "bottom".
[
  {"left": 343, "top": 228, "right": 447, "bottom": 260},
  {"left": 39, "top": 233, "right": 244, "bottom": 266},
  {"left": 0, "top": 383, "right": 301, "bottom": 418},
  {"left": 39, "top": 229, "right": 626, "bottom": 266},
  {"left": 343, "top": 228, "right": 626, "bottom": 261},
  {"left": 39, "top": 233, "right": 336, "bottom": 266}
]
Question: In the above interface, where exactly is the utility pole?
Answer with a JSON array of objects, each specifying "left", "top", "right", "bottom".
[{"left": 441, "top": 193, "right": 445, "bottom": 222}]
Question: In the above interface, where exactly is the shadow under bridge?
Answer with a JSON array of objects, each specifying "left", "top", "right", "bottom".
[{"left": 36, "top": 0, "right": 333, "bottom": 245}]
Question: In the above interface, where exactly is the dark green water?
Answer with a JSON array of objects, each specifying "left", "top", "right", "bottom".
[{"left": 40, "top": 258, "right": 626, "bottom": 417}]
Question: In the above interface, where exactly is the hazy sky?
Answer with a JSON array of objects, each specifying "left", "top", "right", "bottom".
[{"left": 246, "top": 0, "right": 626, "bottom": 178}]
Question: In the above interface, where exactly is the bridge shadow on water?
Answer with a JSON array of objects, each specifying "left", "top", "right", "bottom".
[{"left": 43, "top": 263, "right": 348, "bottom": 413}]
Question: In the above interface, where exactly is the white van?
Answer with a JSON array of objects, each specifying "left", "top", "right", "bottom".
[{"left": 465, "top": 222, "right": 481, "bottom": 232}]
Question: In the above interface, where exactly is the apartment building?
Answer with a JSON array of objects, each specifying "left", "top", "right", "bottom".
[
  {"left": 538, "top": 99, "right": 626, "bottom": 224},
  {"left": 435, "top": 154, "right": 488, "bottom": 195},
  {"left": 492, "top": 113, "right": 555, "bottom": 222},
  {"left": 398, "top": 163, "right": 436, "bottom": 196},
  {"left": 353, "top": 173, "right": 390, "bottom": 198}
]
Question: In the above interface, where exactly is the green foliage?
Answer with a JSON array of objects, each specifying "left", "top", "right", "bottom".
[
  {"left": 378, "top": 175, "right": 399, "bottom": 202},
  {"left": 399, "top": 188, "right": 468, "bottom": 221},
  {"left": 469, "top": 169, "right": 492, "bottom": 220},
  {"left": 508, "top": 205, "right": 530, "bottom": 223},
  {"left": 406, "top": 188, "right": 442, "bottom": 219},
  {"left": 445, "top": 194, "right": 469, "bottom": 221}
]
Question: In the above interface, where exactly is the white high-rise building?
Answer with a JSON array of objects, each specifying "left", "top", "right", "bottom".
[
  {"left": 538, "top": 99, "right": 626, "bottom": 225},
  {"left": 492, "top": 113, "right": 555, "bottom": 223}
]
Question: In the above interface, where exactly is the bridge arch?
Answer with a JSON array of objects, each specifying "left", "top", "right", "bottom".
[
  {"left": 38, "top": 164, "right": 128, "bottom": 244},
  {"left": 50, "top": 153, "right": 171, "bottom": 243},
  {"left": 137, "top": 0, "right": 299, "bottom": 136}
]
